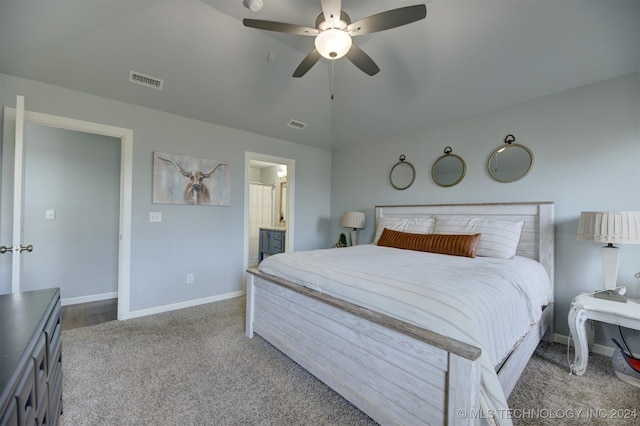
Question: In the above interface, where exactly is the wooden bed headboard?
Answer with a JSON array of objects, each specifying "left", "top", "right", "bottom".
[{"left": 375, "top": 202, "right": 555, "bottom": 287}]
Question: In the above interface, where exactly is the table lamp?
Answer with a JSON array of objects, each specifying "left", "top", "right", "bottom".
[
  {"left": 341, "top": 211, "right": 365, "bottom": 246},
  {"left": 577, "top": 211, "right": 640, "bottom": 302}
]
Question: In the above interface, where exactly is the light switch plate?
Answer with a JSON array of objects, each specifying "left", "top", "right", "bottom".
[
  {"left": 45, "top": 209, "right": 55, "bottom": 220},
  {"left": 149, "top": 211, "right": 162, "bottom": 222}
]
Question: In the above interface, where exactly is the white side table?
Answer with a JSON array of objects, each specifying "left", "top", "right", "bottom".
[{"left": 568, "top": 293, "right": 640, "bottom": 375}]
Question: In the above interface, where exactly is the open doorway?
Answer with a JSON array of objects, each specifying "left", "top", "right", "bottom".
[
  {"left": 244, "top": 153, "right": 294, "bottom": 286},
  {"left": 1, "top": 103, "right": 133, "bottom": 320},
  {"left": 24, "top": 124, "right": 120, "bottom": 329}
]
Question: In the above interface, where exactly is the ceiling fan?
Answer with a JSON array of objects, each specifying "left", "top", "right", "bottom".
[{"left": 243, "top": 0, "right": 427, "bottom": 78}]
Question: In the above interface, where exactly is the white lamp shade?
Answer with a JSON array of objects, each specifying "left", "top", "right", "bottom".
[
  {"left": 577, "top": 211, "right": 640, "bottom": 292},
  {"left": 341, "top": 211, "right": 365, "bottom": 229},
  {"left": 577, "top": 211, "right": 640, "bottom": 244},
  {"left": 315, "top": 29, "right": 352, "bottom": 59}
]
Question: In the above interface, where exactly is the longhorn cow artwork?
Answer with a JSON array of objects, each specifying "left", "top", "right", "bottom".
[{"left": 152, "top": 152, "right": 230, "bottom": 206}]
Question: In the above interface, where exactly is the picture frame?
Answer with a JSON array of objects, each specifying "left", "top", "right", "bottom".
[{"left": 152, "top": 152, "right": 230, "bottom": 206}]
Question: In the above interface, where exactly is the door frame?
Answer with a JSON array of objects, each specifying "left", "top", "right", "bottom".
[
  {"left": 243, "top": 152, "right": 295, "bottom": 290},
  {"left": 2, "top": 106, "right": 133, "bottom": 319}
]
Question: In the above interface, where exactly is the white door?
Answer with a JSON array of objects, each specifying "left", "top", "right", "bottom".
[{"left": 0, "top": 96, "right": 30, "bottom": 292}]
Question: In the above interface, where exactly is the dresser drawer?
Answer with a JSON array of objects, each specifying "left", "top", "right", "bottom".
[
  {"left": 35, "top": 386, "right": 48, "bottom": 426},
  {"left": 0, "top": 398, "right": 18, "bottom": 426},
  {"left": 49, "top": 394, "right": 61, "bottom": 426},
  {"left": 44, "top": 302, "right": 60, "bottom": 336},
  {"left": 44, "top": 304, "right": 61, "bottom": 354},
  {"left": 31, "top": 333, "right": 48, "bottom": 405},
  {"left": 49, "top": 364, "right": 63, "bottom": 424},
  {"left": 15, "top": 360, "right": 36, "bottom": 426},
  {"left": 47, "top": 330, "right": 62, "bottom": 385},
  {"left": 45, "top": 303, "right": 61, "bottom": 381}
]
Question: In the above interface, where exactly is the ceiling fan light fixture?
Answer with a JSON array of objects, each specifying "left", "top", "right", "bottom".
[{"left": 315, "top": 29, "right": 352, "bottom": 60}]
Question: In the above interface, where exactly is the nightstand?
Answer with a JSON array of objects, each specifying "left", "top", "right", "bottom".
[{"left": 568, "top": 292, "right": 640, "bottom": 375}]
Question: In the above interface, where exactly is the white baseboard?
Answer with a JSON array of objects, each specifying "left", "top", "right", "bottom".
[
  {"left": 61, "top": 291, "right": 118, "bottom": 306},
  {"left": 120, "top": 291, "right": 244, "bottom": 320},
  {"left": 553, "top": 333, "right": 615, "bottom": 357}
]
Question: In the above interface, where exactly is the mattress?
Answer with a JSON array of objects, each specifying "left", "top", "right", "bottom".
[{"left": 258, "top": 244, "right": 553, "bottom": 420}]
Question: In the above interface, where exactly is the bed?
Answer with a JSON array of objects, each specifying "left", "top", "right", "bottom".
[{"left": 246, "top": 202, "right": 554, "bottom": 425}]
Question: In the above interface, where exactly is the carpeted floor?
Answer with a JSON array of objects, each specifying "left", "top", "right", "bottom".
[
  {"left": 60, "top": 297, "right": 639, "bottom": 425},
  {"left": 508, "top": 339, "right": 640, "bottom": 425}
]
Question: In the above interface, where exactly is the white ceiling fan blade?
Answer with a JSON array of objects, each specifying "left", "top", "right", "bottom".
[{"left": 321, "top": 0, "right": 342, "bottom": 25}]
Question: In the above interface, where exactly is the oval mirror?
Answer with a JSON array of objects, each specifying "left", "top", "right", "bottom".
[
  {"left": 389, "top": 155, "right": 416, "bottom": 190},
  {"left": 488, "top": 135, "right": 534, "bottom": 183},
  {"left": 431, "top": 147, "right": 466, "bottom": 187}
]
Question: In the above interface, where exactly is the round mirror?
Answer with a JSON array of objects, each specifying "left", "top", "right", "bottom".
[
  {"left": 488, "top": 136, "right": 534, "bottom": 182},
  {"left": 389, "top": 155, "right": 416, "bottom": 190},
  {"left": 431, "top": 147, "right": 466, "bottom": 187}
]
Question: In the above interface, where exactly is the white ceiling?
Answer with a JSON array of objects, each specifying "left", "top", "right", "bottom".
[{"left": 1, "top": 0, "right": 638, "bottom": 151}]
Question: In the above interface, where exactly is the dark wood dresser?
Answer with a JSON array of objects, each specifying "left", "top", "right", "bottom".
[{"left": 0, "top": 288, "right": 62, "bottom": 425}]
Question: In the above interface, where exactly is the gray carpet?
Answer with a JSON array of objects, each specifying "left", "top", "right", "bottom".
[
  {"left": 508, "top": 340, "right": 640, "bottom": 425},
  {"left": 61, "top": 297, "right": 640, "bottom": 425}
]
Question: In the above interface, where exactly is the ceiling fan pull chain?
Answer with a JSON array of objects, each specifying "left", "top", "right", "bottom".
[{"left": 331, "top": 60, "right": 335, "bottom": 100}]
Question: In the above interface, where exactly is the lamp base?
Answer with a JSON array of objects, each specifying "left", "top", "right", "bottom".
[
  {"left": 594, "top": 290, "right": 627, "bottom": 303},
  {"left": 350, "top": 230, "right": 359, "bottom": 246}
]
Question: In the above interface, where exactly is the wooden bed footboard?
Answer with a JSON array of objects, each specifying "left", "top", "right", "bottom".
[{"left": 246, "top": 269, "right": 483, "bottom": 425}]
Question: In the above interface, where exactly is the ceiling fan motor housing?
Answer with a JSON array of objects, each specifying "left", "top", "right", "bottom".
[{"left": 315, "top": 11, "right": 351, "bottom": 30}]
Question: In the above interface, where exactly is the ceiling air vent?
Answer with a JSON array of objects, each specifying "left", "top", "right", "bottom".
[
  {"left": 287, "top": 119, "right": 307, "bottom": 130},
  {"left": 129, "top": 71, "right": 164, "bottom": 90}
]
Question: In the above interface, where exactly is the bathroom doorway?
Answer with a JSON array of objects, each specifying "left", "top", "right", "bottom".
[{"left": 244, "top": 153, "right": 294, "bottom": 286}]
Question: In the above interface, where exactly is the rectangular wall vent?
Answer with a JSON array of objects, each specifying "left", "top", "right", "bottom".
[
  {"left": 129, "top": 71, "right": 164, "bottom": 90},
  {"left": 287, "top": 119, "right": 307, "bottom": 130}
]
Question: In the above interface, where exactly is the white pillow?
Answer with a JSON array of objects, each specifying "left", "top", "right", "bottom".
[
  {"left": 433, "top": 216, "right": 524, "bottom": 259},
  {"left": 373, "top": 217, "right": 435, "bottom": 244},
  {"left": 373, "top": 217, "right": 408, "bottom": 244},
  {"left": 404, "top": 217, "right": 436, "bottom": 234}
]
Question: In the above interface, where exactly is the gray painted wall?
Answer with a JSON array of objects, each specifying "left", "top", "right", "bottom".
[
  {"left": 22, "top": 124, "right": 120, "bottom": 298},
  {"left": 1, "top": 72, "right": 638, "bottom": 350},
  {"left": 0, "top": 73, "right": 332, "bottom": 312},
  {"left": 330, "top": 72, "right": 640, "bottom": 346}
]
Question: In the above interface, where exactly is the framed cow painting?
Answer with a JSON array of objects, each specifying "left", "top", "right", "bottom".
[{"left": 152, "top": 152, "right": 230, "bottom": 206}]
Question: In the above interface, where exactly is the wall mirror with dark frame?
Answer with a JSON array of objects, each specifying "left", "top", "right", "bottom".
[
  {"left": 389, "top": 155, "right": 416, "bottom": 190},
  {"left": 487, "top": 134, "right": 534, "bottom": 183},
  {"left": 431, "top": 146, "right": 466, "bottom": 187}
]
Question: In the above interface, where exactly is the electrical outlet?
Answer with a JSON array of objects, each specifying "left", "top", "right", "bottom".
[{"left": 186, "top": 273, "right": 194, "bottom": 284}]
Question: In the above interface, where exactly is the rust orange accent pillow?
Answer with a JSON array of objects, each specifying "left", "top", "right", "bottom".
[{"left": 377, "top": 228, "right": 481, "bottom": 258}]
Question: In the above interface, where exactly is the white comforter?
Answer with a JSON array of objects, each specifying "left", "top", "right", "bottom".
[{"left": 258, "top": 244, "right": 553, "bottom": 425}]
